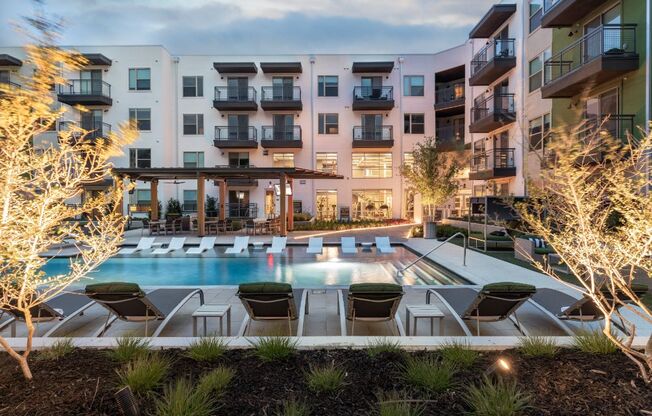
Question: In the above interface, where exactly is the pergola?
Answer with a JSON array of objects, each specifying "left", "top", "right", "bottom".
[{"left": 111, "top": 166, "right": 343, "bottom": 236}]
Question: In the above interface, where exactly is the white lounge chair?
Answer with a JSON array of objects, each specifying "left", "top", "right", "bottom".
[
  {"left": 306, "top": 237, "right": 323, "bottom": 254},
  {"left": 118, "top": 237, "right": 156, "bottom": 255},
  {"left": 375, "top": 236, "right": 396, "bottom": 253},
  {"left": 152, "top": 237, "right": 186, "bottom": 255},
  {"left": 186, "top": 236, "right": 217, "bottom": 255},
  {"left": 267, "top": 236, "right": 287, "bottom": 254},
  {"left": 225, "top": 236, "right": 249, "bottom": 254},
  {"left": 341, "top": 237, "right": 357, "bottom": 254}
]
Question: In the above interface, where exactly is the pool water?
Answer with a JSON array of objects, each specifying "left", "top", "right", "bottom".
[{"left": 43, "top": 246, "right": 467, "bottom": 287}]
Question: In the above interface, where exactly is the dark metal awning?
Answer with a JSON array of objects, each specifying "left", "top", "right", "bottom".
[
  {"left": 468, "top": 4, "right": 516, "bottom": 38},
  {"left": 260, "top": 62, "right": 303, "bottom": 73},
  {"left": 351, "top": 61, "right": 394, "bottom": 73},
  {"left": 81, "top": 53, "right": 112, "bottom": 66},
  {"left": 0, "top": 54, "right": 22, "bottom": 67},
  {"left": 112, "top": 166, "right": 343, "bottom": 182},
  {"left": 213, "top": 62, "right": 258, "bottom": 74}
]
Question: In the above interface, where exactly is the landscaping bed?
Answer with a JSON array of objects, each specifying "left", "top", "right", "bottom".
[{"left": 1, "top": 340, "right": 651, "bottom": 416}]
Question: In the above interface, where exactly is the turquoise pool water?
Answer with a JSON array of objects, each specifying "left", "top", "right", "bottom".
[{"left": 43, "top": 246, "right": 467, "bottom": 287}]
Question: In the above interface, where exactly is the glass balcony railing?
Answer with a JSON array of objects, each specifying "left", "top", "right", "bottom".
[
  {"left": 260, "top": 86, "right": 301, "bottom": 101},
  {"left": 59, "top": 79, "right": 111, "bottom": 97},
  {"left": 471, "top": 93, "right": 515, "bottom": 124},
  {"left": 214, "top": 126, "right": 257, "bottom": 142},
  {"left": 352, "top": 125, "right": 393, "bottom": 142},
  {"left": 214, "top": 86, "right": 256, "bottom": 102},
  {"left": 261, "top": 125, "right": 301, "bottom": 141},
  {"left": 352, "top": 86, "right": 393, "bottom": 101},
  {"left": 471, "top": 148, "right": 515, "bottom": 172}
]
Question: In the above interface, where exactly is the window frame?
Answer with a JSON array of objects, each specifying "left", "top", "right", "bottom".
[
  {"left": 318, "top": 113, "right": 339, "bottom": 134},
  {"left": 529, "top": 0, "right": 543, "bottom": 33},
  {"left": 403, "top": 75, "right": 425, "bottom": 96},
  {"left": 272, "top": 152, "right": 295, "bottom": 168},
  {"left": 183, "top": 113, "right": 204, "bottom": 135},
  {"left": 404, "top": 113, "right": 425, "bottom": 134},
  {"left": 128, "top": 68, "right": 151, "bottom": 91},
  {"left": 528, "top": 113, "right": 551, "bottom": 151},
  {"left": 228, "top": 152, "right": 250, "bottom": 168},
  {"left": 182, "top": 76, "right": 204, "bottom": 97},
  {"left": 183, "top": 151, "right": 205, "bottom": 168},
  {"left": 129, "top": 108, "right": 151, "bottom": 131},
  {"left": 351, "top": 152, "right": 393, "bottom": 178},
  {"left": 315, "top": 152, "right": 338, "bottom": 174},
  {"left": 129, "top": 148, "right": 151, "bottom": 168},
  {"left": 317, "top": 75, "right": 338, "bottom": 97}
]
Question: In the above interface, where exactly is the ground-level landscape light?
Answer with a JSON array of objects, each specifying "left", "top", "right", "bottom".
[{"left": 485, "top": 357, "right": 511, "bottom": 377}]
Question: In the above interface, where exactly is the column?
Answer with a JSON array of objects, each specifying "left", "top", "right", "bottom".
[
  {"left": 150, "top": 179, "right": 158, "bottom": 221},
  {"left": 287, "top": 178, "right": 294, "bottom": 231},
  {"left": 218, "top": 180, "right": 226, "bottom": 221},
  {"left": 279, "top": 174, "right": 287, "bottom": 236},
  {"left": 197, "top": 174, "right": 206, "bottom": 237}
]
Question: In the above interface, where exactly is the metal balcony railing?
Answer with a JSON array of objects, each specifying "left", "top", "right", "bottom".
[
  {"left": 583, "top": 114, "right": 634, "bottom": 140},
  {"left": 435, "top": 125, "right": 464, "bottom": 143},
  {"left": 352, "top": 125, "right": 393, "bottom": 141},
  {"left": 352, "top": 86, "right": 393, "bottom": 101},
  {"left": 260, "top": 86, "right": 301, "bottom": 101},
  {"left": 225, "top": 203, "right": 258, "bottom": 219},
  {"left": 544, "top": 24, "right": 637, "bottom": 85},
  {"left": 59, "top": 79, "right": 111, "bottom": 97},
  {"left": 435, "top": 82, "right": 465, "bottom": 105},
  {"left": 261, "top": 125, "right": 301, "bottom": 141},
  {"left": 542, "top": 0, "right": 563, "bottom": 13},
  {"left": 471, "top": 93, "right": 515, "bottom": 124},
  {"left": 471, "top": 39, "right": 516, "bottom": 77},
  {"left": 59, "top": 120, "right": 111, "bottom": 139},
  {"left": 471, "top": 148, "right": 515, "bottom": 172},
  {"left": 214, "top": 86, "right": 257, "bottom": 102},
  {"left": 214, "top": 126, "right": 257, "bottom": 141}
]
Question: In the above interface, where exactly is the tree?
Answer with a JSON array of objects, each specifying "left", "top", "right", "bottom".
[
  {"left": 0, "top": 11, "right": 136, "bottom": 379},
  {"left": 399, "top": 137, "right": 462, "bottom": 222},
  {"left": 514, "top": 125, "right": 652, "bottom": 381}
]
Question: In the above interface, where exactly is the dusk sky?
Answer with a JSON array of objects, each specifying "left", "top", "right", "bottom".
[{"left": 0, "top": 0, "right": 496, "bottom": 54}]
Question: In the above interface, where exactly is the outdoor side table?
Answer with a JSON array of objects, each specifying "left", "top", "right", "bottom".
[
  {"left": 405, "top": 304, "right": 445, "bottom": 336},
  {"left": 192, "top": 304, "right": 231, "bottom": 337},
  {"left": 252, "top": 241, "right": 265, "bottom": 250},
  {"left": 360, "top": 242, "right": 374, "bottom": 252}
]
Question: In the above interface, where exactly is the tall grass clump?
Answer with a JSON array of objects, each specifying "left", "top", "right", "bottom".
[
  {"left": 402, "top": 356, "right": 456, "bottom": 393},
  {"left": 185, "top": 337, "right": 227, "bottom": 362},
  {"left": 37, "top": 338, "right": 75, "bottom": 361},
  {"left": 252, "top": 336, "right": 298, "bottom": 362},
  {"left": 366, "top": 337, "right": 403, "bottom": 357},
  {"left": 108, "top": 336, "right": 151, "bottom": 363},
  {"left": 274, "top": 399, "right": 310, "bottom": 416},
  {"left": 465, "top": 376, "right": 530, "bottom": 415},
  {"left": 378, "top": 392, "right": 425, "bottom": 416},
  {"left": 573, "top": 330, "right": 619, "bottom": 354},
  {"left": 153, "top": 378, "right": 214, "bottom": 416},
  {"left": 439, "top": 341, "right": 479, "bottom": 369},
  {"left": 117, "top": 353, "right": 170, "bottom": 395},
  {"left": 196, "top": 366, "right": 234, "bottom": 397},
  {"left": 306, "top": 364, "right": 346, "bottom": 392},
  {"left": 518, "top": 336, "right": 559, "bottom": 357}
]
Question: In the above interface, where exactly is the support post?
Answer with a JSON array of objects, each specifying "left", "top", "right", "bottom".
[
  {"left": 197, "top": 175, "right": 206, "bottom": 237},
  {"left": 218, "top": 180, "right": 226, "bottom": 221},
  {"left": 279, "top": 174, "right": 287, "bottom": 236},
  {"left": 287, "top": 178, "right": 294, "bottom": 231},
  {"left": 150, "top": 179, "right": 158, "bottom": 221}
]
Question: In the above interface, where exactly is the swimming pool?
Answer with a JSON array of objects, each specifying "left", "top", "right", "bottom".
[{"left": 43, "top": 246, "right": 468, "bottom": 287}]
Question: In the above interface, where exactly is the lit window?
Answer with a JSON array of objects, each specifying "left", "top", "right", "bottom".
[
  {"left": 403, "top": 152, "right": 414, "bottom": 168},
  {"left": 352, "top": 153, "right": 392, "bottom": 178},
  {"left": 316, "top": 153, "right": 337, "bottom": 174},
  {"left": 273, "top": 153, "right": 295, "bottom": 168},
  {"left": 315, "top": 190, "right": 338, "bottom": 220},
  {"left": 352, "top": 190, "right": 392, "bottom": 219}
]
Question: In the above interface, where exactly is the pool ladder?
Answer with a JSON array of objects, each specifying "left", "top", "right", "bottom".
[{"left": 396, "top": 232, "right": 467, "bottom": 278}]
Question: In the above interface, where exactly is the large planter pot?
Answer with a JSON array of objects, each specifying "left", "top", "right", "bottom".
[{"left": 423, "top": 221, "right": 437, "bottom": 239}]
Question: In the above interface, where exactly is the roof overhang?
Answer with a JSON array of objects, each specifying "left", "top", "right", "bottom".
[
  {"left": 351, "top": 61, "right": 394, "bottom": 73},
  {"left": 469, "top": 4, "right": 516, "bottom": 38},
  {"left": 213, "top": 62, "right": 258, "bottom": 74},
  {"left": 81, "top": 53, "right": 112, "bottom": 66},
  {"left": 260, "top": 62, "right": 303, "bottom": 73},
  {"left": 112, "top": 166, "right": 344, "bottom": 182},
  {"left": 0, "top": 54, "right": 22, "bottom": 67}
]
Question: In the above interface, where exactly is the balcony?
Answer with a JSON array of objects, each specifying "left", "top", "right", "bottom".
[
  {"left": 59, "top": 120, "right": 111, "bottom": 141},
  {"left": 578, "top": 114, "right": 635, "bottom": 164},
  {"left": 469, "top": 4, "right": 516, "bottom": 38},
  {"left": 260, "top": 86, "right": 302, "bottom": 111},
  {"left": 541, "top": 0, "right": 610, "bottom": 28},
  {"left": 57, "top": 79, "right": 112, "bottom": 106},
  {"left": 435, "top": 125, "right": 465, "bottom": 152},
  {"left": 0, "top": 54, "right": 22, "bottom": 67},
  {"left": 469, "top": 148, "right": 516, "bottom": 180},
  {"left": 352, "top": 86, "right": 394, "bottom": 110},
  {"left": 469, "top": 94, "right": 515, "bottom": 133},
  {"left": 0, "top": 78, "right": 21, "bottom": 92},
  {"left": 213, "top": 86, "right": 258, "bottom": 111},
  {"left": 214, "top": 126, "right": 258, "bottom": 149},
  {"left": 541, "top": 25, "right": 639, "bottom": 98},
  {"left": 81, "top": 53, "right": 112, "bottom": 66},
  {"left": 469, "top": 39, "right": 516, "bottom": 86},
  {"left": 352, "top": 126, "right": 394, "bottom": 148},
  {"left": 434, "top": 82, "right": 465, "bottom": 115},
  {"left": 260, "top": 125, "right": 302, "bottom": 148}
]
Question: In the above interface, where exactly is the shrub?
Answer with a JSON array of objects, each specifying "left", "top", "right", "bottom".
[
  {"left": 440, "top": 341, "right": 478, "bottom": 369},
  {"left": 306, "top": 364, "right": 345, "bottom": 392},
  {"left": 518, "top": 336, "right": 559, "bottom": 357},
  {"left": 367, "top": 337, "right": 403, "bottom": 357},
  {"left": 573, "top": 330, "right": 619, "bottom": 354},
  {"left": 378, "top": 392, "right": 425, "bottom": 416},
  {"left": 185, "top": 337, "right": 227, "bottom": 362},
  {"left": 252, "top": 336, "right": 298, "bottom": 362},
  {"left": 465, "top": 376, "right": 530, "bottom": 416},
  {"left": 293, "top": 212, "right": 312, "bottom": 222},
  {"left": 37, "top": 338, "right": 75, "bottom": 361},
  {"left": 117, "top": 353, "right": 170, "bottom": 395},
  {"left": 108, "top": 336, "right": 151, "bottom": 363},
  {"left": 402, "top": 356, "right": 456, "bottom": 392},
  {"left": 275, "top": 399, "right": 309, "bottom": 416},
  {"left": 154, "top": 378, "right": 214, "bottom": 416},
  {"left": 196, "top": 366, "right": 234, "bottom": 397}
]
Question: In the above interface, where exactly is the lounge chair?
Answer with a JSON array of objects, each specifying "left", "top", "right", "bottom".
[
  {"left": 0, "top": 291, "right": 95, "bottom": 337},
  {"left": 151, "top": 237, "right": 186, "bottom": 255},
  {"left": 337, "top": 283, "right": 405, "bottom": 336},
  {"left": 266, "top": 236, "right": 287, "bottom": 254},
  {"left": 375, "top": 237, "right": 396, "bottom": 253},
  {"left": 306, "top": 237, "right": 323, "bottom": 254},
  {"left": 427, "top": 282, "right": 537, "bottom": 336},
  {"left": 341, "top": 237, "right": 357, "bottom": 254},
  {"left": 225, "top": 236, "right": 249, "bottom": 254},
  {"left": 186, "top": 236, "right": 217, "bottom": 255},
  {"left": 118, "top": 237, "right": 156, "bottom": 255},
  {"left": 237, "top": 282, "right": 308, "bottom": 336},
  {"left": 84, "top": 282, "right": 204, "bottom": 337}
]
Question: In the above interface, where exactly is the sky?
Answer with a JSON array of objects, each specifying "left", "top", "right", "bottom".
[{"left": 0, "top": 0, "right": 496, "bottom": 54}]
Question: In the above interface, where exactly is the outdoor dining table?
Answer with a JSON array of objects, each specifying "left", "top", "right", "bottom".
[
  {"left": 253, "top": 218, "right": 268, "bottom": 235},
  {"left": 204, "top": 220, "right": 219, "bottom": 235},
  {"left": 149, "top": 220, "right": 166, "bottom": 235}
]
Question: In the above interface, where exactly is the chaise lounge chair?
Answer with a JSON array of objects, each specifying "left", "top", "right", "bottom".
[
  {"left": 152, "top": 237, "right": 186, "bottom": 255},
  {"left": 306, "top": 237, "right": 323, "bottom": 254},
  {"left": 427, "top": 282, "right": 537, "bottom": 336},
  {"left": 375, "top": 237, "right": 396, "bottom": 254},
  {"left": 225, "top": 236, "right": 249, "bottom": 254},
  {"left": 0, "top": 292, "right": 95, "bottom": 337},
  {"left": 337, "top": 283, "right": 405, "bottom": 336},
  {"left": 186, "top": 236, "right": 217, "bottom": 255},
  {"left": 266, "top": 236, "right": 287, "bottom": 254},
  {"left": 237, "top": 282, "right": 308, "bottom": 336},
  {"left": 84, "top": 282, "right": 204, "bottom": 337},
  {"left": 341, "top": 237, "right": 357, "bottom": 254},
  {"left": 118, "top": 237, "right": 156, "bottom": 255}
]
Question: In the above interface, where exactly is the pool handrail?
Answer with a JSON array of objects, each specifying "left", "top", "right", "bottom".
[{"left": 396, "top": 232, "right": 467, "bottom": 277}]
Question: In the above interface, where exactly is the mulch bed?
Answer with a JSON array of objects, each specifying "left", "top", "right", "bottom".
[{"left": 0, "top": 348, "right": 651, "bottom": 416}]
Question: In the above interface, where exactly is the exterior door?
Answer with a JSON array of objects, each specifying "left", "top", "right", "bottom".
[
  {"left": 273, "top": 114, "right": 293, "bottom": 140},
  {"left": 80, "top": 70, "right": 101, "bottom": 95},
  {"left": 361, "top": 114, "right": 382, "bottom": 139},
  {"left": 228, "top": 114, "right": 249, "bottom": 139},
  {"left": 361, "top": 76, "right": 382, "bottom": 99},
  {"left": 81, "top": 109, "right": 103, "bottom": 137},
  {"left": 272, "top": 77, "right": 293, "bottom": 100},
  {"left": 227, "top": 77, "right": 248, "bottom": 100}
]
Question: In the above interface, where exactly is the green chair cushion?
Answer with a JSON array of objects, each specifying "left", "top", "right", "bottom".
[
  {"left": 349, "top": 283, "right": 403, "bottom": 293},
  {"left": 85, "top": 282, "right": 143, "bottom": 296},
  {"left": 534, "top": 247, "right": 556, "bottom": 255},
  {"left": 238, "top": 282, "right": 292, "bottom": 294},
  {"left": 482, "top": 282, "right": 536, "bottom": 294}
]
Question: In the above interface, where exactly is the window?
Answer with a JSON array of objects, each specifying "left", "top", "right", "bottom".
[
  {"left": 352, "top": 153, "right": 392, "bottom": 178},
  {"left": 183, "top": 114, "right": 204, "bottom": 135},
  {"left": 129, "top": 108, "right": 151, "bottom": 131},
  {"left": 182, "top": 76, "right": 203, "bottom": 97},
  {"left": 318, "top": 113, "right": 338, "bottom": 134},
  {"left": 135, "top": 190, "right": 151, "bottom": 205},
  {"left": 293, "top": 201, "right": 302, "bottom": 214},
  {"left": 315, "top": 190, "right": 337, "bottom": 220},
  {"left": 529, "top": 57, "right": 542, "bottom": 92},
  {"left": 529, "top": 0, "right": 542, "bottom": 33},
  {"left": 228, "top": 152, "right": 249, "bottom": 167},
  {"left": 403, "top": 76, "right": 424, "bottom": 96},
  {"left": 129, "top": 148, "right": 151, "bottom": 168},
  {"left": 528, "top": 113, "right": 551, "bottom": 151},
  {"left": 183, "top": 190, "right": 198, "bottom": 212},
  {"left": 404, "top": 113, "right": 425, "bottom": 134},
  {"left": 403, "top": 152, "right": 414, "bottom": 168},
  {"left": 183, "top": 152, "right": 204, "bottom": 168},
  {"left": 128, "top": 68, "right": 151, "bottom": 91},
  {"left": 317, "top": 76, "right": 338, "bottom": 97},
  {"left": 316, "top": 153, "right": 337, "bottom": 174},
  {"left": 272, "top": 153, "right": 295, "bottom": 168},
  {"left": 352, "top": 190, "right": 392, "bottom": 219}
]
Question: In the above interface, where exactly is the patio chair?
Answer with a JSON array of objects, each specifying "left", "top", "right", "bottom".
[
  {"left": 375, "top": 236, "right": 396, "bottom": 254},
  {"left": 341, "top": 237, "right": 357, "bottom": 254},
  {"left": 151, "top": 237, "right": 186, "bottom": 255},
  {"left": 306, "top": 237, "right": 323, "bottom": 254},
  {"left": 337, "top": 283, "right": 405, "bottom": 336},
  {"left": 0, "top": 291, "right": 95, "bottom": 337},
  {"left": 118, "top": 237, "right": 156, "bottom": 255},
  {"left": 225, "top": 236, "right": 249, "bottom": 254},
  {"left": 164, "top": 218, "right": 183, "bottom": 235},
  {"left": 84, "top": 282, "right": 204, "bottom": 337},
  {"left": 186, "top": 236, "right": 217, "bottom": 255},
  {"left": 266, "top": 236, "right": 287, "bottom": 254},
  {"left": 237, "top": 282, "right": 308, "bottom": 336},
  {"left": 244, "top": 219, "right": 256, "bottom": 235},
  {"left": 427, "top": 282, "right": 537, "bottom": 336}
]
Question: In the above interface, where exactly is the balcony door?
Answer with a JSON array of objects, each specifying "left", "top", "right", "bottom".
[
  {"left": 272, "top": 77, "right": 293, "bottom": 100},
  {"left": 361, "top": 114, "right": 382, "bottom": 140},
  {"left": 227, "top": 77, "right": 248, "bottom": 101},
  {"left": 80, "top": 70, "right": 102, "bottom": 95},
  {"left": 227, "top": 114, "right": 249, "bottom": 140},
  {"left": 228, "top": 190, "right": 249, "bottom": 217},
  {"left": 81, "top": 109, "right": 103, "bottom": 137},
  {"left": 585, "top": 88, "right": 619, "bottom": 136},
  {"left": 584, "top": 6, "right": 621, "bottom": 61},
  {"left": 361, "top": 76, "right": 382, "bottom": 99},
  {"left": 494, "top": 27, "right": 510, "bottom": 57},
  {"left": 273, "top": 114, "right": 294, "bottom": 140}
]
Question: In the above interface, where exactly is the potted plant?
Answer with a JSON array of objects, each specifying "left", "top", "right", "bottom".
[
  {"left": 205, "top": 195, "right": 218, "bottom": 218},
  {"left": 165, "top": 198, "right": 182, "bottom": 220}
]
